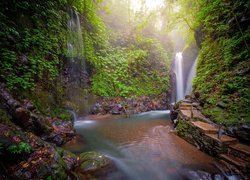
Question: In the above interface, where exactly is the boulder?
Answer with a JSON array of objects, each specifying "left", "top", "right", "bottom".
[
  {"left": 227, "top": 124, "right": 250, "bottom": 144},
  {"left": 77, "top": 151, "right": 112, "bottom": 178}
]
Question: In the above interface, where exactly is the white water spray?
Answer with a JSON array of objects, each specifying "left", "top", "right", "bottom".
[
  {"left": 185, "top": 57, "right": 198, "bottom": 95},
  {"left": 175, "top": 52, "right": 184, "bottom": 101},
  {"left": 174, "top": 52, "right": 198, "bottom": 102}
]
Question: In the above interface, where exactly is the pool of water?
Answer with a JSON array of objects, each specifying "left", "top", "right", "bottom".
[{"left": 65, "top": 111, "right": 223, "bottom": 180}]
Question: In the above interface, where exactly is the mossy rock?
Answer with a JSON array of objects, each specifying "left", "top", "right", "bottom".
[
  {"left": 78, "top": 151, "right": 112, "bottom": 177},
  {"left": 176, "top": 119, "right": 190, "bottom": 137}
]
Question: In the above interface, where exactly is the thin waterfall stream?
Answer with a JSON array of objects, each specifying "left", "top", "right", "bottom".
[
  {"left": 67, "top": 8, "right": 86, "bottom": 86},
  {"left": 185, "top": 57, "right": 198, "bottom": 96}
]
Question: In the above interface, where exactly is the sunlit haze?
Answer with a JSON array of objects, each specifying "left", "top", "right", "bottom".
[{"left": 131, "top": 0, "right": 164, "bottom": 11}]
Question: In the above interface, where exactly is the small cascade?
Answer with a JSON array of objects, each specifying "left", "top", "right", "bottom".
[
  {"left": 67, "top": 110, "right": 78, "bottom": 122},
  {"left": 185, "top": 57, "right": 198, "bottom": 95},
  {"left": 65, "top": 8, "right": 91, "bottom": 116},
  {"left": 67, "top": 8, "right": 86, "bottom": 86},
  {"left": 175, "top": 52, "right": 185, "bottom": 101}
]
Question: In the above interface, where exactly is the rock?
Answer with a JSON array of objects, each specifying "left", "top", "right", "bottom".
[
  {"left": 52, "top": 134, "right": 64, "bottom": 146},
  {"left": 110, "top": 103, "right": 124, "bottom": 114},
  {"left": 89, "top": 93, "right": 169, "bottom": 115},
  {"left": 77, "top": 151, "right": 112, "bottom": 177},
  {"left": 170, "top": 110, "right": 178, "bottom": 121},
  {"left": 18, "top": 54, "right": 28, "bottom": 64},
  {"left": 14, "top": 107, "right": 32, "bottom": 128},
  {"left": 23, "top": 99, "right": 35, "bottom": 111},
  {"left": 217, "top": 101, "right": 226, "bottom": 109},
  {"left": 42, "top": 119, "right": 75, "bottom": 146},
  {"left": 194, "top": 92, "right": 200, "bottom": 99},
  {"left": 173, "top": 119, "right": 178, "bottom": 128},
  {"left": 90, "top": 103, "right": 102, "bottom": 114},
  {"left": 227, "top": 124, "right": 250, "bottom": 144}
]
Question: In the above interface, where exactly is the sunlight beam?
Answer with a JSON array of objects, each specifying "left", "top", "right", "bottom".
[{"left": 131, "top": 0, "right": 164, "bottom": 12}]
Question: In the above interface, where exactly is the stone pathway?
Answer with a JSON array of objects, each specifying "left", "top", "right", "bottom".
[{"left": 176, "top": 100, "right": 250, "bottom": 176}]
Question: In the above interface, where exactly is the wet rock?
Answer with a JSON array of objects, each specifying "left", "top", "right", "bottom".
[
  {"left": 77, "top": 151, "right": 112, "bottom": 177},
  {"left": 90, "top": 103, "right": 102, "bottom": 114},
  {"left": 111, "top": 104, "right": 123, "bottom": 115},
  {"left": 170, "top": 110, "right": 178, "bottom": 121},
  {"left": 186, "top": 170, "right": 212, "bottom": 179},
  {"left": 42, "top": 119, "right": 75, "bottom": 146},
  {"left": 227, "top": 124, "right": 250, "bottom": 144},
  {"left": 90, "top": 93, "right": 169, "bottom": 115}
]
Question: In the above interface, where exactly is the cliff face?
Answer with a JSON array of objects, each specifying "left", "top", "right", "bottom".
[{"left": 193, "top": 0, "right": 250, "bottom": 127}]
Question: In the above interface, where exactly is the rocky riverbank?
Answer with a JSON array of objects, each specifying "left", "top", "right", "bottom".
[
  {"left": 0, "top": 85, "right": 113, "bottom": 179},
  {"left": 90, "top": 93, "right": 169, "bottom": 116},
  {"left": 171, "top": 95, "right": 250, "bottom": 179}
]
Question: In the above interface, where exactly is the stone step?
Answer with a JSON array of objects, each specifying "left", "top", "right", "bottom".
[
  {"left": 179, "top": 106, "right": 192, "bottom": 110},
  {"left": 228, "top": 143, "right": 250, "bottom": 160},
  {"left": 220, "top": 154, "right": 247, "bottom": 168},
  {"left": 205, "top": 134, "right": 238, "bottom": 146},
  {"left": 179, "top": 110, "right": 191, "bottom": 119},
  {"left": 229, "top": 143, "right": 250, "bottom": 156},
  {"left": 191, "top": 121, "right": 218, "bottom": 134},
  {"left": 180, "top": 102, "right": 193, "bottom": 107}
]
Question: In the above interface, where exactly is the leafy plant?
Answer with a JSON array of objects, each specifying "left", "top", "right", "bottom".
[{"left": 7, "top": 142, "right": 32, "bottom": 154}]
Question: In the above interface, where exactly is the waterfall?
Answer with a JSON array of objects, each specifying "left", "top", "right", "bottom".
[
  {"left": 185, "top": 57, "right": 198, "bottom": 96},
  {"left": 173, "top": 52, "right": 198, "bottom": 102},
  {"left": 67, "top": 8, "right": 86, "bottom": 86},
  {"left": 175, "top": 52, "right": 184, "bottom": 101}
]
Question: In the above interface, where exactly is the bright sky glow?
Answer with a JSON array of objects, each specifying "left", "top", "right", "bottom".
[{"left": 131, "top": 0, "right": 164, "bottom": 12}]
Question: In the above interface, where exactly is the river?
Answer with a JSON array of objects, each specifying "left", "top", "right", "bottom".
[{"left": 65, "top": 111, "right": 222, "bottom": 180}]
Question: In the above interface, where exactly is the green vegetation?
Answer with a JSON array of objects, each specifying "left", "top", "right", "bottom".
[
  {"left": 91, "top": 38, "right": 171, "bottom": 97},
  {"left": 0, "top": 0, "right": 248, "bottom": 127},
  {"left": 84, "top": 0, "right": 172, "bottom": 97},
  {"left": 176, "top": 119, "right": 190, "bottom": 137},
  {"left": 170, "top": 0, "right": 250, "bottom": 126},
  {"left": 191, "top": 0, "right": 250, "bottom": 126},
  {"left": 0, "top": 0, "right": 172, "bottom": 104},
  {"left": 0, "top": 0, "right": 68, "bottom": 93},
  {"left": 7, "top": 142, "right": 32, "bottom": 154}
]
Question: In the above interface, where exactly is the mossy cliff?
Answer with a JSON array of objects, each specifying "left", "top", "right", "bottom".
[{"left": 192, "top": 0, "right": 250, "bottom": 126}]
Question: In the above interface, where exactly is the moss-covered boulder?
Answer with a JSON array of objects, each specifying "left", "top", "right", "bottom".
[{"left": 77, "top": 151, "right": 112, "bottom": 178}]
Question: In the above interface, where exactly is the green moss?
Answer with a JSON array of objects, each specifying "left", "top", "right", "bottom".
[
  {"left": 0, "top": 108, "right": 11, "bottom": 124},
  {"left": 176, "top": 120, "right": 190, "bottom": 137},
  {"left": 79, "top": 151, "right": 110, "bottom": 172},
  {"left": 192, "top": 0, "right": 250, "bottom": 127},
  {"left": 50, "top": 108, "right": 72, "bottom": 121}
]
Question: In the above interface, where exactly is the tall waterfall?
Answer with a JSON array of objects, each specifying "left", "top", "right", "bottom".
[
  {"left": 67, "top": 8, "right": 86, "bottom": 86},
  {"left": 175, "top": 52, "right": 184, "bottom": 101},
  {"left": 174, "top": 52, "right": 198, "bottom": 102},
  {"left": 185, "top": 57, "right": 198, "bottom": 95}
]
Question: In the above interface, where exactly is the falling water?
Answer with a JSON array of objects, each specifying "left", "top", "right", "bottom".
[
  {"left": 185, "top": 57, "right": 198, "bottom": 96},
  {"left": 67, "top": 8, "right": 86, "bottom": 86},
  {"left": 175, "top": 52, "right": 184, "bottom": 101}
]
